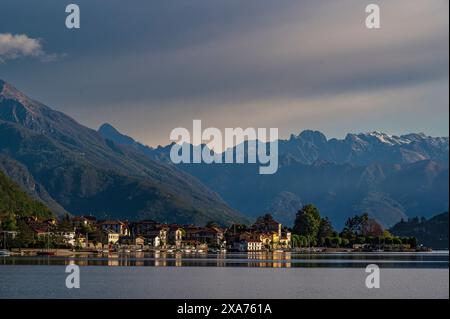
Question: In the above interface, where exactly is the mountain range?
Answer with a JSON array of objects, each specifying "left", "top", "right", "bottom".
[
  {"left": 99, "top": 124, "right": 449, "bottom": 228},
  {"left": 0, "top": 79, "right": 248, "bottom": 225},
  {"left": 1, "top": 79, "right": 448, "bottom": 228}
]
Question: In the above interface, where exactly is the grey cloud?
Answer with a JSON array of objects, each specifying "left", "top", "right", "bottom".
[
  {"left": 0, "top": 0, "right": 447, "bottom": 146},
  {"left": 0, "top": 33, "right": 58, "bottom": 63},
  {"left": 40, "top": 0, "right": 447, "bottom": 105}
]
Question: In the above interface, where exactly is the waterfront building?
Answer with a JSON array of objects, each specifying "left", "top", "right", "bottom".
[
  {"left": 106, "top": 232, "right": 120, "bottom": 245},
  {"left": 168, "top": 225, "right": 184, "bottom": 248},
  {"left": 119, "top": 235, "right": 145, "bottom": 249},
  {"left": 98, "top": 220, "right": 129, "bottom": 236},
  {"left": 236, "top": 240, "right": 263, "bottom": 252}
]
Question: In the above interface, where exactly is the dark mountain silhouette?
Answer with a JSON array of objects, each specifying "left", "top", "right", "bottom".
[
  {"left": 0, "top": 79, "right": 247, "bottom": 225},
  {"left": 99, "top": 123, "right": 449, "bottom": 228}
]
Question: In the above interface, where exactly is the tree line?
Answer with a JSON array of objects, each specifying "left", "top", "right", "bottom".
[{"left": 291, "top": 204, "right": 418, "bottom": 249}]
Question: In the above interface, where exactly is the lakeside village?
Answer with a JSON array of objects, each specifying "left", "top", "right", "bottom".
[{"left": 0, "top": 204, "right": 423, "bottom": 256}]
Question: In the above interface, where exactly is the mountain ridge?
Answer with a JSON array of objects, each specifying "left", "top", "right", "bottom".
[
  {"left": 99, "top": 122, "right": 449, "bottom": 228},
  {"left": 0, "top": 80, "right": 248, "bottom": 225}
]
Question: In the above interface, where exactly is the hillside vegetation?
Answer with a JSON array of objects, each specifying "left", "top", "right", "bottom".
[{"left": 0, "top": 170, "right": 53, "bottom": 219}]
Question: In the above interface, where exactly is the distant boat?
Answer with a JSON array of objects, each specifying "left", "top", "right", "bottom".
[
  {"left": 184, "top": 249, "right": 191, "bottom": 253},
  {"left": 0, "top": 249, "right": 11, "bottom": 256}
]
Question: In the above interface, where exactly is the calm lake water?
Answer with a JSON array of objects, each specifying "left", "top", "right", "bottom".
[{"left": 0, "top": 251, "right": 448, "bottom": 298}]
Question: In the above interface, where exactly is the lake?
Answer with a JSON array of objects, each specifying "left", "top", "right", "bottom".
[{"left": 0, "top": 251, "right": 448, "bottom": 298}]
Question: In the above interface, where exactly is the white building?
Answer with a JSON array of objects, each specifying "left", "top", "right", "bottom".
[
  {"left": 237, "top": 240, "right": 263, "bottom": 252},
  {"left": 56, "top": 231, "right": 76, "bottom": 247}
]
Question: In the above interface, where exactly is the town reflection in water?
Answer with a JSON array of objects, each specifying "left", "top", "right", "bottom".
[
  {"left": 59, "top": 251, "right": 294, "bottom": 268},
  {"left": 2, "top": 251, "right": 447, "bottom": 268}
]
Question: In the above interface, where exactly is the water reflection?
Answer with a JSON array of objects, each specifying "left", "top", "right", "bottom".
[
  {"left": 1, "top": 251, "right": 448, "bottom": 268},
  {"left": 175, "top": 252, "right": 182, "bottom": 267},
  {"left": 154, "top": 251, "right": 167, "bottom": 267}
]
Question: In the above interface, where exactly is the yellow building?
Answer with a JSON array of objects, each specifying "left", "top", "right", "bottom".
[{"left": 251, "top": 216, "right": 292, "bottom": 250}]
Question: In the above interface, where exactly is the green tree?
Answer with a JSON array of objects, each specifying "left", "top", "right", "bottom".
[
  {"left": 299, "top": 236, "right": 309, "bottom": 247},
  {"left": 341, "top": 213, "right": 369, "bottom": 239},
  {"left": 341, "top": 238, "right": 350, "bottom": 247},
  {"left": 291, "top": 234, "right": 301, "bottom": 248},
  {"left": 293, "top": 204, "right": 321, "bottom": 240},
  {"left": 11, "top": 220, "right": 35, "bottom": 248},
  {"left": 318, "top": 237, "right": 326, "bottom": 247},
  {"left": 1, "top": 214, "right": 17, "bottom": 231},
  {"left": 317, "top": 217, "right": 334, "bottom": 240},
  {"left": 330, "top": 237, "right": 342, "bottom": 248}
]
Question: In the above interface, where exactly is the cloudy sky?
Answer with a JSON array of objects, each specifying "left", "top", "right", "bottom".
[{"left": 0, "top": 0, "right": 448, "bottom": 147}]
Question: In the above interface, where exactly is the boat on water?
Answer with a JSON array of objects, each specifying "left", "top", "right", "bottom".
[
  {"left": 184, "top": 249, "right": 191, "bottom": 253},
  {"left": 0, "top": 249, "right": 11, "bottom": 256}
]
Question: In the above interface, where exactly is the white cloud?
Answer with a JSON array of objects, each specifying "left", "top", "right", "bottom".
[{"left": 0, "top": 33, "right": 57, "bottom": 63}]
